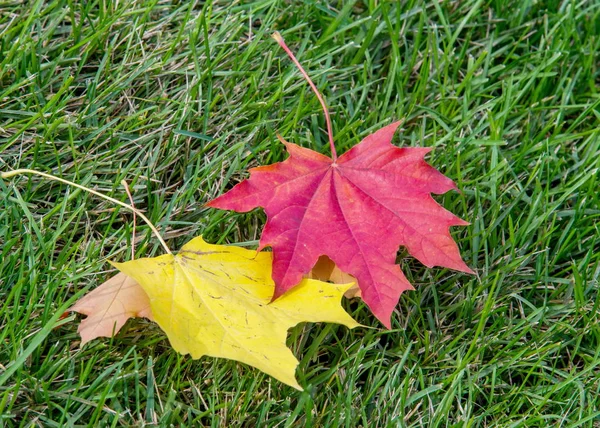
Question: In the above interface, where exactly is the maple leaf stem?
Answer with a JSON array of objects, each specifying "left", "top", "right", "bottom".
[
  {"left": 272, "top": 31, "right": 338, "bottom": 162},
  {"left": 1, "top": 169, "right": 172, "bottom": 255}
]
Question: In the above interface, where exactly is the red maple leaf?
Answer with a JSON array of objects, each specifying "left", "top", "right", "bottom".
[
  {"left": 207, "top": 33, "right": 473, "bottom": 327},
  {"left": 207, "top": 122, "right": 473, "bottom": 327}
]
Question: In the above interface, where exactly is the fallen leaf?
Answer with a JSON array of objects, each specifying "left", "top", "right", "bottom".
[
  {"left": 113, "top": 236, "right": 359, "bottom": 390},
  {"left": 70, "top": 272, "right": 153, "bottom": 345},
  {"left": 207, "top": 121, "right": 473, "bottom": 327},
  {"left": 309, "top": 256, "right": 360, "bottom": 299}
]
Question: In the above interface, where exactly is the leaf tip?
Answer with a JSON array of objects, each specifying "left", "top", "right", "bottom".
[
  {"left": 270, "top": 287, "right": 285, "bottom": 303},
  {"left": 461, "top": 264, "right": 476, "bottom": 275},
  {"left": 275, "top": 133, "right": 288, "bottom": 145},
  {"left": 289, "top": 380, "right": 304, "bottom": 391},
  {"left": 390, "top": 119, "right": 405, "bottom": 130}
]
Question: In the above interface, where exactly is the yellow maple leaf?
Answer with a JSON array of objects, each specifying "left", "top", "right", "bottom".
[
  {"left": 113, "top": 236, "right": 360, "bottom": 390},
  {"left": 70, "top": 272, "right": 153, "bottom": 345}
]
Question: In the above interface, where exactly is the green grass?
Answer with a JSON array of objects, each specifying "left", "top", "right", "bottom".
[{"left": 1, "top": 0, "right": 600, "bottom": 425}]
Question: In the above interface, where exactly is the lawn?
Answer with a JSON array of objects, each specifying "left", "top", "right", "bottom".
[{"left": 1, "top": 0, "right": 600, "bottom": 426}]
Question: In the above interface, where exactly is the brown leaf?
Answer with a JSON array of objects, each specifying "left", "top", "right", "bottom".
[
  {"left": 70, "top": 272, "right": 153, "bottom": 345},
  {"left": 310, "top": 256, "right": 361, "bottom": 299}
]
